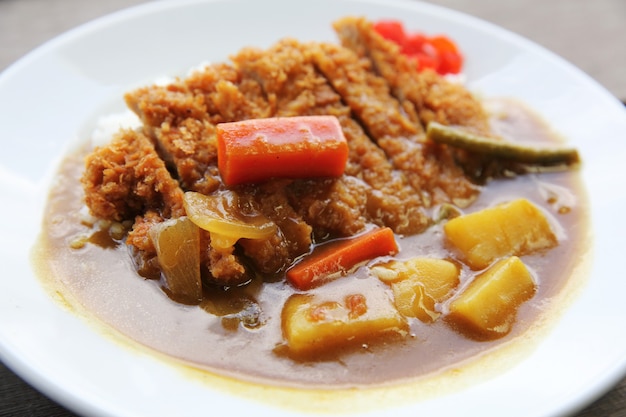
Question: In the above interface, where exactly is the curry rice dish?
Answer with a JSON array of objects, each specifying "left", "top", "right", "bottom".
[{"left": 40, "top": 17, "right": 587, "bottom": 387}]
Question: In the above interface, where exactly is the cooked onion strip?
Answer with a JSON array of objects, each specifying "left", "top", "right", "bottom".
[
  {"left": 149, "top": 217, "right": 202, "bottom": 304},
  {"left": 183, "top": 191, "right": 277, "bottom": 249}
]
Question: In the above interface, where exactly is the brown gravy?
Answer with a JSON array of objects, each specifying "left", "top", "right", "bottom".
[{"left": 37, "top": 99, "right": 589, "bottom": 389}]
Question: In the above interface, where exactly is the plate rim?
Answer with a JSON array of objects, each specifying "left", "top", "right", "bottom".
[{"left": 1, "top": 0, "right": 626, "bottom": 416}]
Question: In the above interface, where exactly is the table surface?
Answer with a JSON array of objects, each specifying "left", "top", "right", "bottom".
[{"left": 0, "top": 0, "right": 624, "bottom": 416}]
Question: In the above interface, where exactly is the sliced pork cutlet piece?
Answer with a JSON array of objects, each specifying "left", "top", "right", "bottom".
[
  {"left": 82, "top": 129, "right": 185, "bottom": 223},
  {"left": 124, "top": 69, "right": 220, "bottom": 195},
  {"left": 313, "top": 40, "right": 480, "bottom": 209},
  {"left": 82, "top": 129, "right": 185, "bottom": 278},
  {"left": 233, "top": 38, "right": 430, "bottom": 236},
  {"left": 333, "top": 16, "right": 491, "bottom": 134}
]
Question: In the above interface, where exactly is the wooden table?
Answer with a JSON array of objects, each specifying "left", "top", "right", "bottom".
[{"left": 1, "top": 1, "right": 624, "bottom": 416}]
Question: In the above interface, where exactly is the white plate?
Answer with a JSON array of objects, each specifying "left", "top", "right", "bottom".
[{"left": 1, "top": 0, "right": 625, "bottom": 416}]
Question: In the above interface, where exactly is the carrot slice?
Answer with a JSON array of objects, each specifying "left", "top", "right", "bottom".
[
  {"left": 286, "top": 227, "right": 399, "bottom": 290},
  {"left": 216, "top": 115, "right": 349, "bottom": 186}
]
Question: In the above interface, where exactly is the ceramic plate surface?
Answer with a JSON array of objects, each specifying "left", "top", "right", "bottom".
[{"left": 1, "top": 0, "right": 625, "bottom": 416}]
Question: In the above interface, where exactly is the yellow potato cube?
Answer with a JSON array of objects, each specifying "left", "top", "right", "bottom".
[
  {"left": 371, "top": 258, "right": 460, "bottom": 322},
  {"left": 443, "top": 198, "right": 557, "bottom": 270},
  {"left": 281, "top": 291, "right": 408, "bottom": 358},
  {"left": 391, "top": 280, "right": 439, "bottom": 323},
  {"left": 372, "top": 258, "right": 460, "bottom": 299},
  {"left": 446, "top": 256, "right": 536, "bottom": 340}
]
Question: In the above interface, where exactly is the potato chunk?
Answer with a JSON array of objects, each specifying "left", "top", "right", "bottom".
[
  {"left": 444, "top": 198, "right": 557, "bottom": 270},
  {"left": 281, "top": 290, "right": 407, "bottom": 358},
  {"left": 446, "top": 256, "right": 536, "bottom": 340},
  {"left": 391, "top": 281, "right": 439, "bottom": 322},
  {"left": 371, "top": 258, "right": 460, "bottom": 322}
]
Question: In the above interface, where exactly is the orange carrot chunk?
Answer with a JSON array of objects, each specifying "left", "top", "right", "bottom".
[
  {"left": 287, "top": 227, "right": 399, "bottom": 290},
  {"left": 216, "top": 115, "right": 349, "bottom": 186}
]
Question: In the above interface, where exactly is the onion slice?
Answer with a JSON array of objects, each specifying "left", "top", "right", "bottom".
[
  {"left": 149, "top": 216, "right": 202, "bottom": 304},
  {"left": 183, "top": 191, "right": 277, "bottom": 249}
]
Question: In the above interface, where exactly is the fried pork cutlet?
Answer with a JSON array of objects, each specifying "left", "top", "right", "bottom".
[{"left": 83, "top": 19, "right": 500, "bottom": 290}]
